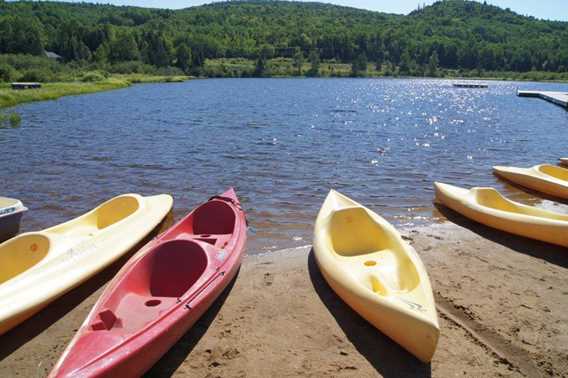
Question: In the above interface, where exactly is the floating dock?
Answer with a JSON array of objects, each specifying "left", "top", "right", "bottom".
[
  {"left": 517, "top": 90, "right": 568, "bottom": 109},
  {"left": 453, "top": 82, "right": 488, "bottom": 88}
]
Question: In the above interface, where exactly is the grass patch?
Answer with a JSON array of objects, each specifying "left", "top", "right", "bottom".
[{"left": 0, "top": 74, "right": 190, "bottom": 108}]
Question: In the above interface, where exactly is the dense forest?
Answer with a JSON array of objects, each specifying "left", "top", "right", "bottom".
[{"left": 0, "top": 0, "right": 567, "bottom": 81}]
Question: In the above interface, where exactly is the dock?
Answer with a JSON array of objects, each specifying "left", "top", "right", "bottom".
[
  {"left": 11, "top": 82, "right": 42, "bottom": 90},
  {"left": 517, "top": 90, "right": 568, "bottom": 109},
  {"left": 452, "top": 82, "right": 488, "bottom": 88}
]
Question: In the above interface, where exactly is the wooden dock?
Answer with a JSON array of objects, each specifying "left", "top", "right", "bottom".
[
  {"left": 517, "top": 90, "right": 568, "bottom": 109},
  {"left": 453, "top": 82, "right": 488, "bottom": 88},
  {"left": 11, "top": 82, "right": 42, "bottom": 90}
]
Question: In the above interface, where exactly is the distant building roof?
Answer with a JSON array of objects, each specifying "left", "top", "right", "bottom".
[{"left": 45, "top": 51, "right": 62, "bottom": 60}]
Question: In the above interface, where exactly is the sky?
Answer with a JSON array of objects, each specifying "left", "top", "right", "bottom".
[{"left": 33, "top": 0, "right": 568, "bottom": 21}]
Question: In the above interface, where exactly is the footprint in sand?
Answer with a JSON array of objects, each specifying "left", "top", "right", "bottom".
[
  {"left": 222, "top": 348, "right": 240, "bottom": 360},
  {"left": 264, "top": 272, "right": 274, "bottom": 286}
]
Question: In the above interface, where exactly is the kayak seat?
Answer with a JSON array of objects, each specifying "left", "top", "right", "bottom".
[
  {"left": 108, "top": 239, "right": 208, "bottom": 299},
  {"left": 192, "top": 201, "right": 236, "bottom": 235},
  {"left": 0, "top": 234, "right": 50, "bottom": 284},
  {"left": 346, "top": 249, "right": 420, "bottom": 295},
  {"left": 539, "top": 165, "right": 568, "bottom": 181},
  {"left": 113, "top": 239, "right": 207, "bottom": 298}
]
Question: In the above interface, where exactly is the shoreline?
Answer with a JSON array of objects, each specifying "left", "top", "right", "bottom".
[
  {"left": 2, "top": 74, "right": 567, "bottom": 111},
  {"left": 0, "top": 75, "right": 189, "bottom": 109},
  {"left": 1, "top": 218, "right": 566, "bottom": 377}
]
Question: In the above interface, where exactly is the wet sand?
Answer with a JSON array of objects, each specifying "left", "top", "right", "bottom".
[{"left": 1, "top": 210, "right": 567, "bottom": 377}]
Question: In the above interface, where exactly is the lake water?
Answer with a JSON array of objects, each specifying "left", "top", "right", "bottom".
[{"left": 2, "top": 78, "right": 568, "bottom": 253}]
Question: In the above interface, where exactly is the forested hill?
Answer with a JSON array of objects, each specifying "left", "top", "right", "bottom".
[{"left": 1, "top": 0, "right": 567, "bottom": 76}]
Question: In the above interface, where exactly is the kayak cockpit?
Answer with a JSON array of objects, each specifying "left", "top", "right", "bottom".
[
  {"left": 0, "top": 234, "right": 50, "bottom": 284},
  {"left": 91, "top": 239, "right": 209, "bottom": 333},
  {"left": 170, "top": 199, "right": 237, "bottom": 249},
  {"left": 191, "top": 200, "right": 236, "bottom": 235},
  {"left": 49, "top": 195, "right": 141, "bottom": 238},
  {"left": 539, "top": 165, "right": 568, "bottom": 181},
  {"left": 473, "top": 188, "right": 568, "bottom": 221},
  {"left": 329, "top": 207, "right": 396, "bottom": 256},
  {"left": 473, "top": 188, "right": 520, "bottom": 212},
  {"left": 328, "top": 207, "right": 420, "bottom": 295}
]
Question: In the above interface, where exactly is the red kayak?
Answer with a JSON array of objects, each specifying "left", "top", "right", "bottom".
[{"left": 50, "top": 188, "right": 247, "bottom": 377}]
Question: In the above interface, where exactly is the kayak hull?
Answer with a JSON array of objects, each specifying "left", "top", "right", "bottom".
[
  {"left": 0, "top": 197, "right": 27, "bottom": 243},
  {"left": 62, "top": 258, "right": 241, "bottom": 377},
  {"left": 50, "top": 189, "right": 246, "bottom": 377},
  {"left": 494, "top": 164, "right": 568, "bottom": 199},
  {"left": 0, "top": 194, "right": 173, "bottom": 335},
  {"left": 435, "top": 182, "right": 568, "bottom": 247},
  {"left": 313, "top": 190, "right": 439, "bottom": 363}
]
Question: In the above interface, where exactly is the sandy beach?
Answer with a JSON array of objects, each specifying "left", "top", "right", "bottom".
[{"left": 1, "top": 207, "right": 567, "bottom": 377}]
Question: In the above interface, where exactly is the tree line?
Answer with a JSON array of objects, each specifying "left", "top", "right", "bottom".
[{"left": 0, "top": 0, "right": 567, "bottom": 78}]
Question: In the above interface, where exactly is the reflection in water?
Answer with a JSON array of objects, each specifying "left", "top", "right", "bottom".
[{"left": 2, "top": 78, "right": 568, "bottom": 253}]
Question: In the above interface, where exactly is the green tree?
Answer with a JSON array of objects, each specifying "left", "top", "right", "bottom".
[
  {"left": 306, "top": 49, "right": 320, "bottom": 77},
  {"left": 399, "top": 51, "right": 412, "bottom": 74},
  {"left": 176, "top": 43, "right": 192, "bottom": 73},
  {"left": 292, "top": 48, "right": 304, "bottom": 76},
  {"left": 260, "top": 44, "right": 275, "bottom": 60},
  {"left": 0, "top": 64, "right": 18, "bottom": 82},
  {"left": 109, "top": 32, "right": 140, "bottom": 62},
  {"left": 427, "top": 51, "right": 439, "bottom": 77},
  {"left": 351, "top": 53, "right": 368, "bottom": 76},
  {"left": 254, "top": 55, "right": 266, "bottom": 77},
  {"left": 144, "top": 31, "right": 172, "bottom": 67},
  {"left": 94, "top": 43, "right": 110, "bottom": 63},
  {"left": 1, "top": 0, "right": 568, "bottom": 78}
]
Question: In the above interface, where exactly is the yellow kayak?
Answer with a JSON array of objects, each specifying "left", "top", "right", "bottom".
[
  {"left": 313, "top": 190, "right": 439, "bottom": 362},
  {"left": 493, "top": 164, "right": 568, "bottom": 199},
  {"left": 435, "top": 182, "right": 568, "bottom": 247},
  {"left": 560, "top": 158, "right": 568, "bottom": 167},
  {"left": 0, "top": 193, "right": 173, "bottom": 335}
]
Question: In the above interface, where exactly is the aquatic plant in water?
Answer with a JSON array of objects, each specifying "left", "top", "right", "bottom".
[{"left": 0, "top": 112, "right": 21, "bottom": 128}]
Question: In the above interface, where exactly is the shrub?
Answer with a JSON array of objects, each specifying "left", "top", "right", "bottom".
[
  {"left": 80, "top": 71, "right": 107, "bottom": 82},
  {"left": 108, "top": 61, "right": 156, "bottom": 74},
  {"left": 19, "top": 68, "right": 53, "bottom": 82},
  {"left": 0, "top": 64, "right": 19, "bottom": 82},
  {"left": 154, "top": 66, "right": 184, "bottom": 76}
]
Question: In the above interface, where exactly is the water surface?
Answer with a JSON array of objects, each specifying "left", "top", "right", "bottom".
[{"left": 2, "top": 78, "right": 568, "bottom": 252}]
